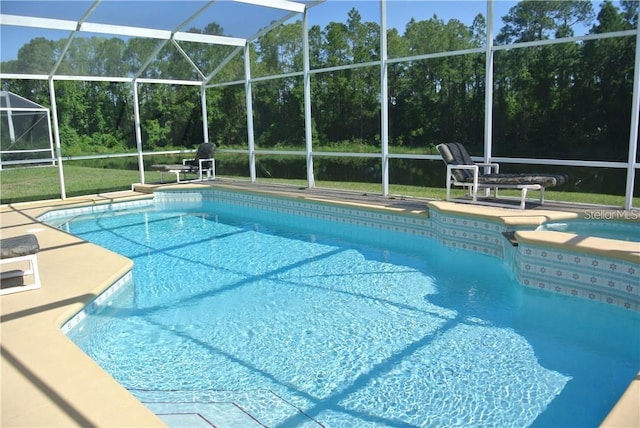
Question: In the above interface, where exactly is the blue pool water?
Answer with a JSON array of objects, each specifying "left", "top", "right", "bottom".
[
  {"left": 60, "top": 200, "right": 639, "bottom": 427},
  {"left": 538, "top": 219, "right": 640, "bottom": 242}
]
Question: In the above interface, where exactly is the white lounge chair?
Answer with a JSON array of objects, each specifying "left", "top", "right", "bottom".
[
  {"left": 437, "top": 142, "right": 567, "bottom": 209},
  {"left": 152, "top": 142, "right": 216, "bottom": 183},
  {"left": 1, "top": 234, "right": 42, "bottom": 295}
]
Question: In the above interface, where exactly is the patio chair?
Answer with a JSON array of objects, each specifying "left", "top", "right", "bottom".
[
  {"left": 436, "top": 142, "right": 567, "bottom": 209},
  {"left": 152, "top": 142, "right": 216, "bottom": 183},
  {"left": 1, "top": 234, "right": 41, "bottom": 295}
]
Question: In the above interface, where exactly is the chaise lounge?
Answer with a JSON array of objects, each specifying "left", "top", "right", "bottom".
[
  {"left": 1, "top": 234, "right": 41, "bottom": 295},
  {"left": 152, "top": 142, "right": 216, "bottom": 183},
  {"left": 436, "top": 142, "right": 567, "bottom": 209}
]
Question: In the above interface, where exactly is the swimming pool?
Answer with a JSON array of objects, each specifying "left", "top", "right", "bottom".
[
  {"left": 537, "top": 219, "right": 640, "bottom": 242},
  {"left": 51, "top": 192, "right": 639, "bottom": 427}
]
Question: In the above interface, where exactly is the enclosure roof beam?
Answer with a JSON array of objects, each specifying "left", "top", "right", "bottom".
[
  {"left": 202, "top": 5, "right": 301, "bottom": 84},
  {"left": 1, "top": 14, "right": 77, "bottom": 31},
  {"left": 172, "top": 39, "right": 207, "bottom": 81},
  {"left": 233, "top": 0, "right": 305, "bottom": 13},
  {"left": 133, "top": 1, "right": 218, "bottom": 79},
  {"left": 202, "top": 9, "right": 299, "bottom": 85},
  {"left": 1, "top": 14, "right": 246, "bottom": 47},
  {"left": 50, "top": 0, "right": 102, "bottom": 76},
  {"left": 174, "top": 32, "right": 245, "bottom": 46},
  {"left": 0, "top": 72, "right": 209, "bottom": 86},
  {"left": 247, "top": 10, "right": 299, "bottom": 42}
]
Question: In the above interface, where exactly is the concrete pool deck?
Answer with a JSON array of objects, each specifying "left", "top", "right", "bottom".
[{"left": 1, "top": 180, "right": 638, "bottom": 427}]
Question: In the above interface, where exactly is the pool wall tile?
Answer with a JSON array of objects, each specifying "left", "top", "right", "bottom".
[
  {"left": 155, "top": 189, "right": 433, "bottom": 239},
  {"left": 40, "top": 199, "right": 153, "bottom": 225},
  {"left": 61, "top": 271, "right": 133, "bottom": 334},
  {"left": 515, "top": 243, "right": 639, "bottom": 311},
  {"left": 428, "top": 208, "right": 508, "bottom": 258}
]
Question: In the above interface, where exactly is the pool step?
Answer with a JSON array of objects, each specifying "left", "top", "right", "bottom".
[
  {"left": 148, "top": 402, "right": 263, "bottom": 427},
  {"left": 136, "top": 389, "right": 324, "bottom": 428}
]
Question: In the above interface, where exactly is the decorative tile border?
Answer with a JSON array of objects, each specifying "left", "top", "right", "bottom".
[
  {"left": 429, "top": 208, "right": 508, "bottom": 258},
  {"left": 40, "top": 199, "right": 153, "bottom": 225},
  {"left": 61, "top": 271, "right": 133, "bottom": 334},
  {"left": 516, "top": 243, "right": 639, "bottom": 311},
  {"left": 155, "top": 189, "right": 434, "bottom": 239}
]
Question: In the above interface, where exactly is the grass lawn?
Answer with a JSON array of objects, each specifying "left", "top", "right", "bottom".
[
  {"left": 262, "top": 177, "right": 637, "bottom": 207},
  {"left": 1, "top": 165, "right": 637, "bottom": 207},
  {"left": 1, "top": 166, "right": 162, "bottom": 204}
]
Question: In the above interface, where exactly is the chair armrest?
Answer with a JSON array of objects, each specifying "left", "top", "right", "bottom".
[
  {"left": 198, "top": 158, "right": 214, "bottom": 169},
  {"left": 446, "top": 164, "right": 479, "bottom": 183},
  {"left": 476, "top": 163, "right": 500, "bottom": 173},
  {"left": 447, "top": 164, "right": 479, "bottom": 171},
  {"left": 447, "top": 164, "right": 481, "bottom": 203}
]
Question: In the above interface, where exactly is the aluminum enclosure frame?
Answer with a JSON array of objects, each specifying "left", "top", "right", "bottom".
[
  {"left": 0, "top": 91, "right": 57, "bottom": 178},
  {"left": 0, "top": 0, "right": 638, "bottom": 209}
]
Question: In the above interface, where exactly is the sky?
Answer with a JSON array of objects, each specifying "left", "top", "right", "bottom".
[{"left": 0, "top": 0, "right": 601, "bottom": 63}]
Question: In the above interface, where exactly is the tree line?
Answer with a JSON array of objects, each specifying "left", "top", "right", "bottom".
[{"left": 1, "top": 0, "right": 637, "bottom": 168}]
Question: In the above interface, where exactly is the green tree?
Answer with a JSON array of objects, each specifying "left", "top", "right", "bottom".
[
  {"left": 250, "top": 21, "right": 305, "bottom": 148},
  {"left": 6, "top": 37, "right": 56, "bottom": 75},
  {"left": 206, "top": 85, "right": 247, "bottom": 147},
  {"left": 252, "top": 20, "right": 303, "bottom": 76},
  {"left": 496, "top": 0, "right": 593, "bottom": 43},
  {"left": 396, "top": 16, "right": 484, "bottom": 149},
  {"left": 493, "top": 0, "right": 594, "bottom": 158},
  {"left": 576, "top": 0, "right": 636, "bottom": 160},
  {"left": 310, "top": 9, "right": 381, "bottom": 146}
]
